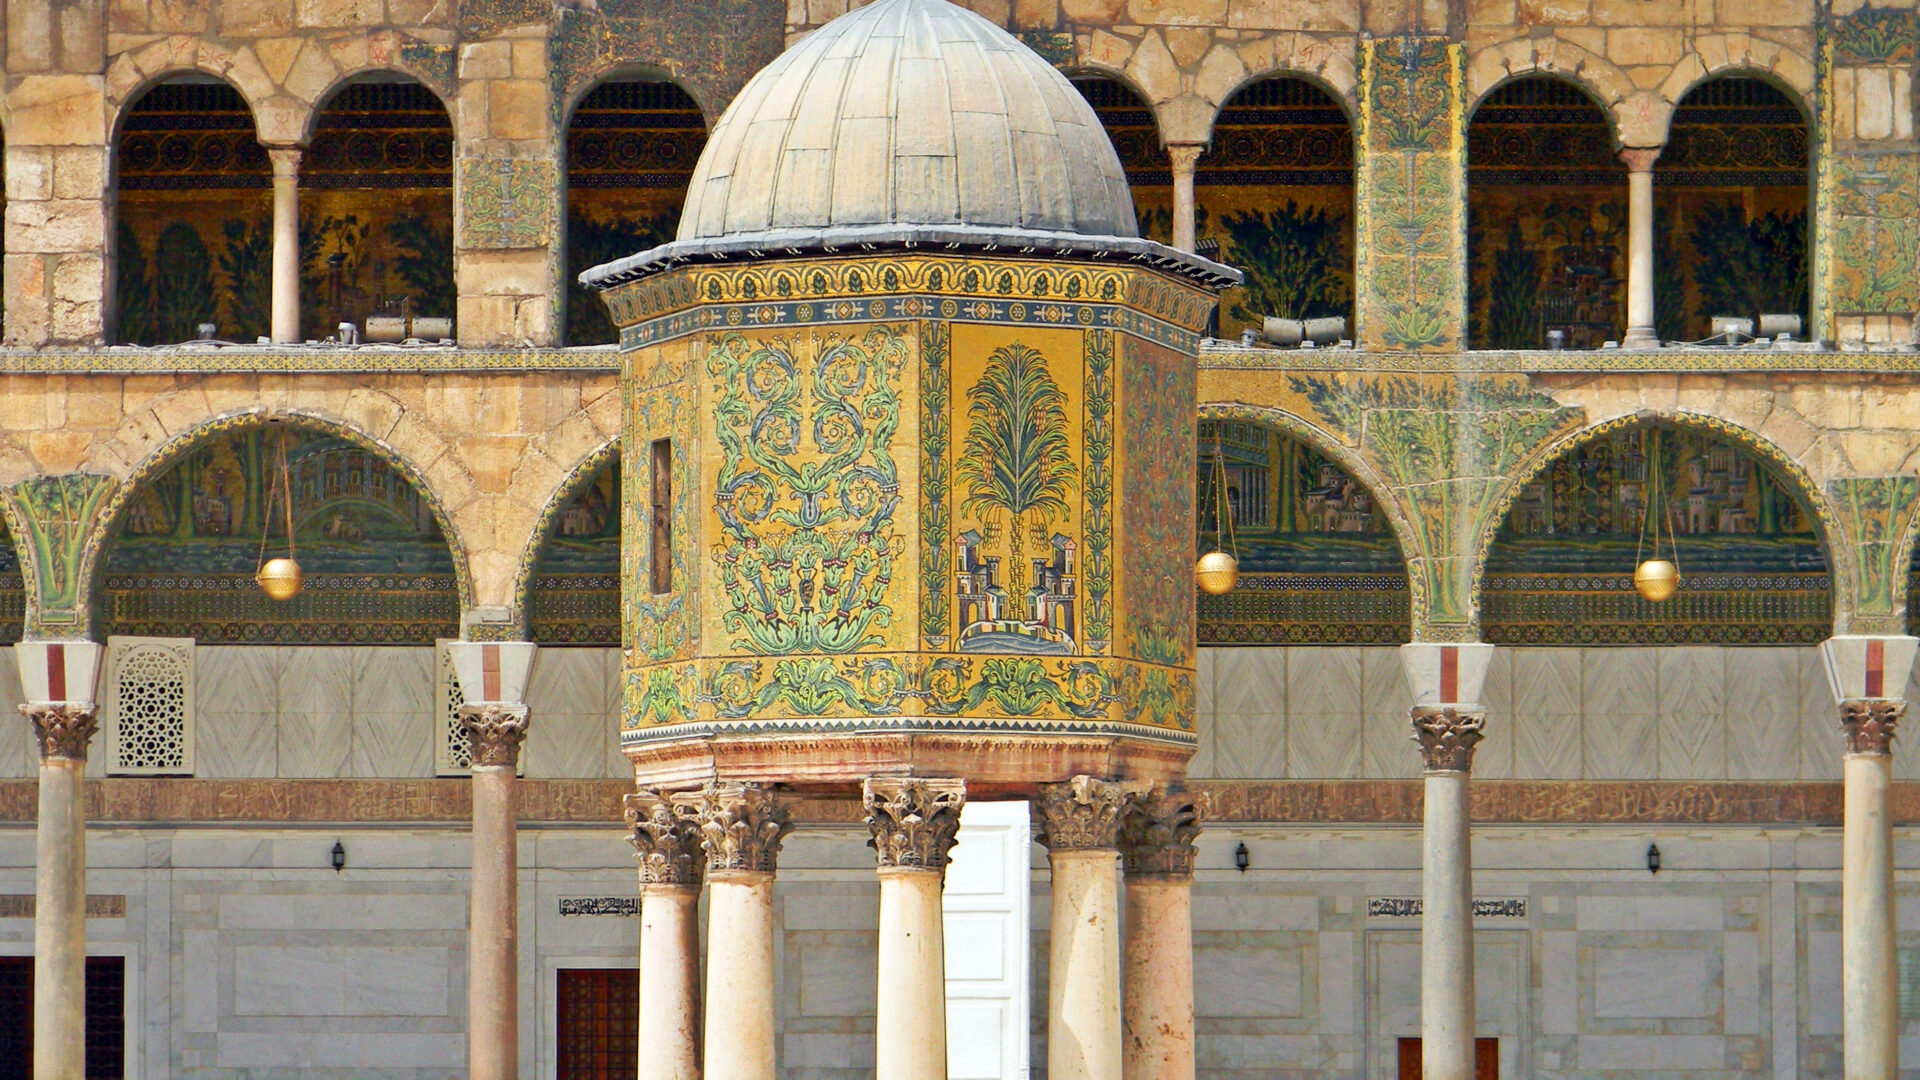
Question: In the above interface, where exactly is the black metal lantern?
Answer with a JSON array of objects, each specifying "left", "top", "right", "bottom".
[
  {"left": 1234, "top": 842, "right": 1250, "bottom": 872},
  {"left": 1646, "top": 842, "right": 1661, "bottom": 875},
  {"left": 332, "top": 840, "right": 347, "bottom": 872}
]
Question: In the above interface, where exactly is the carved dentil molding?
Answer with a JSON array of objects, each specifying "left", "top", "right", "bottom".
[
  {"left": 21, "top": 703, "right": 98, "bottom": 762},
  {"left": 1034, "top": 774, "right": 1149, "bottom": 852},
  {"left": 676, "top": 782, "right": 793, "bottom": 874},
  {"left": 1410, "top": 706, "right": 1486, "bottom": 773},
  {"left": 459, "top": 703, "right": 530, "bottom": 768},
  {"left": 863, "top": 777, "right": 966, "bottom": 872},
  {"left": 1842, "top": 699, "right": 1904, "bottom": 756},
  {"left": 624, "top": 789, "right": 704, "bottom": 886},
  {"left": 1119, "top": 786, "right": 1204, "bottom": 878}
]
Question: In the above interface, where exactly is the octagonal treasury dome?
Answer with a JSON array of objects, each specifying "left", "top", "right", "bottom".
[{"left": 581, "top": 0, "right": 1236, "bottom": 288}]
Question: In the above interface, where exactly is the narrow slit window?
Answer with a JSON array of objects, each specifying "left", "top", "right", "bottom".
[{"left": 649, "top": 439, "right": 672, "bottom": 594}]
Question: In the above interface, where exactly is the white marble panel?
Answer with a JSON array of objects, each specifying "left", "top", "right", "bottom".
[
  {"left": 195, "top": 710, "right": 277, "bottom": 778},
  {"left": 1288, "top": 713, "right": 1360, "bottom": 779},
  {"left": 527, "top": 649, "right": 613, "bottom": 778},
  {"left": 1807, "top": 929, "right": 1842, "bottom": 1035},
  {"left": 1657, "top": 647, "right": 1728, "bottom": 779},
  {"left": 1286, "top": 648, "right": 1362, "bottom": 777},
  {"left": 215, "top": 1033, "right": 463, "bottom": 1069},
  {"left": 1474, "top": 646, "right": 1515, "bottom": 780},
  {"left": 1214, "top": 648, "right": 1285, "bottom": 719},
  {"left": 1193, "top": 894, "right": 1318, "bottom": 931},
  {"left": 233, "top": 945, "right": 450, "bottom": 1017},
  {"left": 1799, "top": 647, "right": 1842, "bottom": 780},
  {"left": 1583, "top": 649, "right": 1658, "bottom": 779},
  {"left": 1319, "top": 931, "right": 1354, "bottom": 1034},
  {"left": 1724, "top": 932, "right": 1761, "bottom": 1035},
  {"left": 1595, "top": 947, "right": 1711, "bottom": 1017},
  {"left": 1576, "top": 895, "right": 1723, "bottom": 932},
  {"left": 0, "top": 653, "right": 28, "bottom": 778},
  {"left": 1196, "top": 648, "right": 1216, "bottom": 722},
  {"left": 1725, "top": 648, "right": 1803, "bottom": 780},
  {"left": 1577, "top": 1036, "right": 1724, "bottom": 1070},
  {"left": 277, "top": 648, "right": 354, "bottom": 777},
  {"left": 349, "top": 647, "right": 434, "bottom": 778},
  {"left": 196, "top": 647, "right": 284, "bottom": 778},
  {"left": 1194, "top": 946, "right": 1302, "bottom": 1018},
  {"left": 1542, "top": 930, "right": 1576, "bottom": 1034},
  {"left": 1194, "top": 1035, "right": 1323, "bottom": 1070},
  {"left": 1209, "top": 713, "right": 1286, "bottom": 778},
  {"left": 1188, "top": 700, "right": 1216, "bottom": 779},
  {"left": 797, "top": 943, "right": 877, "bottom": 1016},
  {"left": 1511, "top": 649, "right": 1582, "bottom": 778},
  {"left": 603, "top": 649, "right": 629, "bottom": 778},
  {"left": 1360, "top": 647, "right": 1420, "bottom": 779},
  {"left": 218, "top": 893, "right": 466, "bottom": 930}
]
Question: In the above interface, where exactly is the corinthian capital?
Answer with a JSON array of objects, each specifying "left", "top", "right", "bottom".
[
  {"left": 624, "top": 789, "right": 705, "bottom": 886},
  {"left": 21, "top": 703, "right": 97, "bottom": 762},
  {"left": 1842, "top": 699, "right": 1904, "bottom": 756},
  {"left": 1119, "top": 786, "right": 1204, "bottom": 878},
  {"left": 1034, "top": 775, "right": 1149, "bottom": 852},
  {"left": 676, "top": 782, "right": 793, "bottom": 875},
  {"left": 863, "top": 777, "right": 966, "bottom": 872},
  {"left": 459, "top": 703, "right": 529, "bottom": 768},
  {"left": 1410, "top": 706, "right": 1486, "bottom": 773}
]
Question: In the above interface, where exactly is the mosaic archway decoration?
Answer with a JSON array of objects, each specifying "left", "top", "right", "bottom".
[
  {"left": 1482, "top": 421, "right": 1831, "bottom": 644},
  {"left": 1195, "top": 417, "right": 1411, "bottom": 644},
  {"left": 526, "top": 454, "right": 621, "bottom": 645},
  {"left": 98, "top": 423, "right": 460, "bottom": 643}
]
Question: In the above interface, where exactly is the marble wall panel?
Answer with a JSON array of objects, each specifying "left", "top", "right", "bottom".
[
  {"left": 196, "top": 647, "right": 283, "bottom": 778},
  {"left": 1475, "top": 646, "right": 1516, "bottom": 780},
  {"left": 1512, "top": 649, "right": 1584, "bottom": 779},
  {"left": 0, "top": 651, "right": 33, "bottom": 778},
  {"left": 601, "top": 649, "right": 628, "bottom": 779},
  {"left": 1359, "top": 647, "right": 1420, "bottom": 779},
  {"left": 1658, "top": 647, "right": 1729, "bottom": 779},
  {"left": 349, "top": 647, "right": 434, "bottom": 779},
  {"left": 1286, "top": 647, "right": 1362, "bottom": 779},
  {"left": 1582, "top": 649, "right": 1659, "bottom": 779},
  {"left": 1798, "top": 648, "right": 1842, "bottom": 781},
  {"left": 525, "top": 648, "right": 612, "bottom": 779},
  {"left": 1726, "top": 649, "right": 1805, "bottom": 780},
  {"left": 276, "top": 648, "right": 355, "bottom": 778}
]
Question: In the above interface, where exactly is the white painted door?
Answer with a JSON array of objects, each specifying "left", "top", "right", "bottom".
[{"left": 942, "top": 800, "right": 1032, "bottom": 1080}]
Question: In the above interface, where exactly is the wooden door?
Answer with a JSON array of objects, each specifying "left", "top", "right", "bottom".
[
  {"left": 1396, "top": 1037, "right": 1498, "bottom": 1080},
  {"left": 556, "top": 967, "right": 638, "bottom": 1080}
]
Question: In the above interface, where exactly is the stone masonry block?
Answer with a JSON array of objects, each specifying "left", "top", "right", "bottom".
[{"left": 7, "top": 75, "right": 108, "bottom": 147}]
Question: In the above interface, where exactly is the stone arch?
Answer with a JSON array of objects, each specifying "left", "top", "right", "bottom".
[
  {"left": 1465, "top": 35, "right": 1638, "bottom": 131},
  {"left": 1659, "top": 44, "right": 1818, "bottom": 120},
  {"left": 106, "top": 66, "right": 265, "bottom": 144},
  {"left": 77, "top": 405, "right": 477, "bottom": 627},
  {"left": 560, "top": 61, "right": 717, "bottom": 129},
  {"left": 1206, "top": 66, "right": 1358, "bottom": 142},
  {"left": 1474, "top": 409, "right": 1847, "bottom": 642},
  {"left": 298, "top": 57, "right": 460, "bottom": 146},
  {"left": 509, "top": 437, "right": 620, "bottom": 642}
]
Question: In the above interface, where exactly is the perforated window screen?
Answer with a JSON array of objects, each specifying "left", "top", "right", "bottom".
[
  {"left": 104, "top": 636, "right": 194, "bottom": 776},
  {"left": 433, "top": 639, "right": 470, "bottom": 775}
]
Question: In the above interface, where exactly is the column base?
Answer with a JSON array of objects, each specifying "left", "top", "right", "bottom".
[{"left": 1621, "top": 327, "right": 1660, "bottom": 350}]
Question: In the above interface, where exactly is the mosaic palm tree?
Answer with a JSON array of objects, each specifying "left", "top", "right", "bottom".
[{"left": 957, "top": 343, "right": 1079, "bottom": 621}]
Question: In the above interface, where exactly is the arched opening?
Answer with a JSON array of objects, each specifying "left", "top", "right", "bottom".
[
  {"left": 1072, "top": 76, "right": 1167, "bottom": 240},
  {"left": 1482, "top": 421, "right": 1830, "bottom": 644},
  {"left": 1196, "top": 417, "right": 1410, "bottom": 644},
  {"left": 1468, "top": 76, "right": 1626, "bottom": 349},
  {"left": 1656, "top": 76, "right": 1810, "bottom": 341},
  {"left": 101, "top": 422, "right": 459, "bottom": 643},
  {"left": 115, "top": 77, "right": 271, "bottom": 345},
  {"left": 1200, "top": 77, "right": 1355, "bottom": 340},
  {"left": 564, "top": 79, "right": 707, "bottom": 346},
  {"left": 301, "top": 76, "right": 454, "bottom": 341},
  {"left": 528, "top": 456, "right": 620, "bottom": 644}
]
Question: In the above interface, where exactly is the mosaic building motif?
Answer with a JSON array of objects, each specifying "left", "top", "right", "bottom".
[
  {"left": 101, "top": 428, "right": 458, "bottom": 643},
  {"left": 1483, "top": 425, "right": 1830, "bottom": 644},
  {"left": 1195, "top": 419, "right": 1409, "bottom": 644},
  {"left": 529, "top": 460, "right": 619, "bottom": 645}
]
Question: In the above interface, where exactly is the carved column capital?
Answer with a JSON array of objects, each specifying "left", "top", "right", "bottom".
[
  {"left": 21, "top": 703, "right": 97, "bottom": 762},
  {"left": 265, "top": 145, "right": 302, "bottom": 180},
  {"left": 863, "top": 777, "right": 966, "bottom": 873},
  {"left": 1166, "top": 142, "right": 1206, "bottom": 172},
  {"left": 1842, "top": 699, "right": 1904, "bottom": 756},
  {"left": 1410, "top": 706, "right": 1486, "bottom": 773},
  {"left": 1618, "top": 146, "right": 1662, "bottom": 173},
  {"left": 624, "top": 789, "right": 705, "bottom": 887},
  {"left": 1034, "top": 775, "right": 1149, "bottom": 852},
  {"left": 676, "top": 782, "right": 793, "bottom": 875},
  {"left": 459, "top": 703, "right": 529, "bottom": 768},
  {"left": 1119, "top": 786, "right": 1204, "bottom": 879}
]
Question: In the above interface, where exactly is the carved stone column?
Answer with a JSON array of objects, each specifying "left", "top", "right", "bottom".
[
  {"left": 266, "top": 147, "right": 302, "bottom": 343},
  {"left": 626, "top": 791, "right": 705, "bottom": 1080},
  {"left": 1035, "top": 775, "right": 1145, "bottom": 1080},
  {"left": 26, "top": 703, "right": 96, "bottom": 1080},
  {"left": 681, "top": 783, "right": 792, "bottom": 1080},
  {"left": 1843, "top": 699, "right": 1901, "bottom": 1080},
  {"left": 1119, "top": 788, "right": 1201, "bottom": 1080},
  {"left": 1411, "top": 706, "right": 1484, "bottom": 1080},
  {"left": 1620, "top": 147, "right": 1661, "bottom": 349},
  {"left": 865, "top": 778, "right": 966, "bottom": 1080},
  {"left": 1167, "top": 144, "right": 1205, "bottom": 253},
  {"left": 463, "top": 703, "right": 529, "bottom": 1080}
]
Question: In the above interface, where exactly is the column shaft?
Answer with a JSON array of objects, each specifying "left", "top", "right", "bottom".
[
  {"left": 1168, "top": 145, "right": 1204, "bottom": 253},
  {"left": 33, "top": 754, "right": 85, "bottom": 1080},
  {"left": 268, "top": 148, "right": 302, "bottom": 344},
  {"left": 469, "top": 764, "right": 519, "bottom": 1080},
  {"left": 1621, "top": 149, "right": 1659, "bottom": 349},
  {"left": 1049, "top": 848, "right": 1123, "bottom": 1080},
  {"left": 705, "top": 872, "right": 777, "bottom": 1080},
  {"left": 1123, "top": 878, "right": 1194, "bottom": 1080},
  {"left": 1842, "top": 699, "right": 1901, "bottom": 1080},
  {"left": 1421, "top": 769, "right": 1475, "bottom": 1080},
  {"left": 877, "top": 869, "right": 949, "bottom": 1080},
  {"left": 628, "top": 790, "right": 704, "bottom": 1080}
]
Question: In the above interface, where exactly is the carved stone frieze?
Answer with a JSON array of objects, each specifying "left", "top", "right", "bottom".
[
  {"left": 1410, "top": 706, "right": 1486, "bottom": 773},
  {"left": 459, "top": 704, "right": 530, "bottom": 768},
  {"left": 1842, "top": 699, "right": 1905, "bottom": 756},
  {"left": 676, "top": 782, "right": 793, "bottom": 875},
  {"left": 863, "top": 777, "right": 966, "bottom": 872},
  {"left": 1033, "top": 775, "right": 1149, "bottom": 852},
  {"left": 1119, "top": 786, "right": 1204, "bottom": 878},
  {"left": 22, "top": 704, "right": 97, "bottom": 762},
  {"left": 623, "top": 789, "right": 704, "bottom": 886}
]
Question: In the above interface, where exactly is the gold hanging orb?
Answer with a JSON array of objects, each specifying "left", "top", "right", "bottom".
[
  {"left": 256, "top": 557, "right": 304, "bottom": 601},
  {"left": 1633, "top": 558, "right": 1678, "bottom": 603},
  {"left": 1196, "top": 550, "right": 1239, "bottom": 595}
]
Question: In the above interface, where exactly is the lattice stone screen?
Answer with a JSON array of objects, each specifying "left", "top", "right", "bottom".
[
  {"left": 434, "top": 639, "right": 470, "bottom": 775},
  {"left": 104, "top": 636, "right": 194, "bottom": 775}
]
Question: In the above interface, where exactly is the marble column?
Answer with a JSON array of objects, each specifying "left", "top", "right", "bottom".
[
  {"left": 625, "top": 791, "right": 705, "bottom": 1080},
  {"left": 682, "top": 783, "right": 792, "bottom": 1080},
  {"left": 1035, "top": 775, "right": 1146, "bottom": 1080},
  {"left": 1842, "top": 699, "right": 1901, "bottom": 1080},
  {"left": 267, "top": 147, "right": 302, "bottom": 343},
  {"left": 462, "top": 704, "right": 529, "bottom": 1080},
  {"left": 864, "top": 778, "right": 967, "bottom": 1080},
  {"left": 1620, "top": 148, "right": 1660, "bottom": 349},
  {"left": 26, "top": 704, "right": 97, "bottom": 1080},
  {"left": 1119, "top": 788, "right": 1202, "bottom": 1080},
  {"left": 1168, "top": 144, "right": 1205, "bottom": 253},
  {"left": 1412, "top": 706, "right": 1484, "bottom": 1080}
]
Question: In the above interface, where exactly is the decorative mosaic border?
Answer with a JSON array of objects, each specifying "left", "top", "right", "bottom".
[
  {"left": 0, "top": 349, "right": 623, "bottom": 375},
  {"left": 1199, "top": 344, "right": 1920, "bottom": 373}
]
